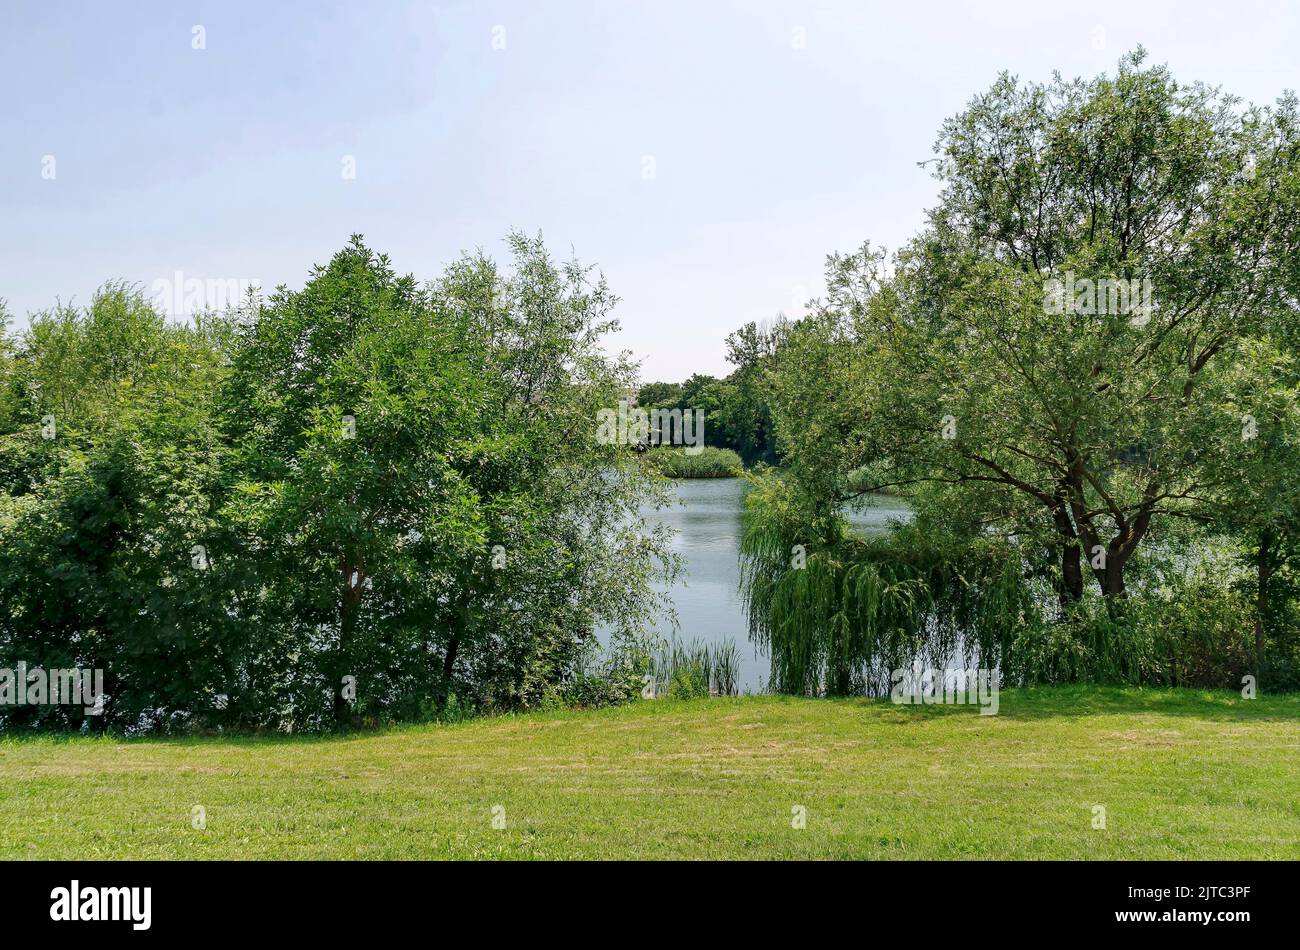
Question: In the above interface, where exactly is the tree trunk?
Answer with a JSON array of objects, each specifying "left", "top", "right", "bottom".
[
  {"left": 1060, "top": 541, "right": 1084, "bottom": 604},
  {"left": 1103, "top": 557, "right": 1126, "bottom": 597},
  {"left": 1051, "top": 492, "right": 1084, "bottom": 604},
  {"left": 335, "top": 560, "right": 363, "bottom": 726},
  {"left": 439, "top": 598, "right": 467, "bottom": 711},
  {"left": 441, "top": 633, "right": 460, "bottom": 704},
  {"left": 1255, "top": 529, "right": 1274, "bottom": 682}
]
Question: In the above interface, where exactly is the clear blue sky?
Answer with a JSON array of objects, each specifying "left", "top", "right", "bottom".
[{"left": 2, "top": 0, "right": 1296, "bottom": 380}]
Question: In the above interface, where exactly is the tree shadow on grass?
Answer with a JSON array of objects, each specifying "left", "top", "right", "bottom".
[
  {"left": 0, "top": 719, "right": 463, "bottom": 749},
  {"left": 853, "top": 685, "right": 1300, "bottom": 725},
  {"left": 1, "top": 687, "right": 1296, "bottom": 745}
]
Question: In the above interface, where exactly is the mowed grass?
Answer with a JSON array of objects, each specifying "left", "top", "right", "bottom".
[{"left": 1, "top": 686, "right": 1297, "bottom": 860}]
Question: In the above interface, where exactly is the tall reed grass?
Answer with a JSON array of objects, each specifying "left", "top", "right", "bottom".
[
  {"left": 647, "top": 446, "right": 743, "bottom": 478},
  {"left": 648, "top": 637, "right": 742, "bottom": 698}
]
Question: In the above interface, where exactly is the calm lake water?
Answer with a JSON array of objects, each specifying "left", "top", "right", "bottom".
[{"left": 642, "top": 478, "right": 912, "bottom": 692}]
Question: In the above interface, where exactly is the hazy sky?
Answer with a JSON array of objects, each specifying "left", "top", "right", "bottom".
[{"left": 2, "top": 0, "right": 1296, "bottom": 380}]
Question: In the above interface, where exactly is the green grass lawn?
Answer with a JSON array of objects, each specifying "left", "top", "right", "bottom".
[{"left": 1, "top": 686, "right": 1297, "bottom": 859}]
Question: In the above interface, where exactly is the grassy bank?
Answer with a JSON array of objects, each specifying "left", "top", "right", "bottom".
[
  {"left": 1, "top": 687, "right": 1297, "bottom": 859},
  {"left": 646, "top": 445, "right": 743, "bottom": 477}
]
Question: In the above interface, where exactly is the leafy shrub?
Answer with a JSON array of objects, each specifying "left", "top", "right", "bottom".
[
  {"left": 557, "top": 660, "right": 647, "bottom": 709},
  {"left": 1150, "top": 580, "right": 1255, "bottom": 688},
  {"left": 1008, "top": 575, "right": 1256, "bottom": 690},
  {"left": 1006, "top": 600, "right": 1163, "bottom": 687}
]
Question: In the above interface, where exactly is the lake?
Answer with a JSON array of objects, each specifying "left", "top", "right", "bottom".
[{"left": 643, "top": 477, "right": 912, "bottom": 692}]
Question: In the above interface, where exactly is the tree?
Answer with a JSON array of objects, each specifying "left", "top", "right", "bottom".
[
  {"left": 0, "top": 286, "right": 234, "bottom": 728},
  {"left": 219, "top": 234, "right": 676, "bottom": 725},
  {"left": 776, "top": 51, "right": 1300, "bottom": 604},
  {"left": 1203, "top": 339, "right": 1300, "bottom": 682},
  {"left": 219, "top": 237, "right": 488, "bottom": 724},
  {"left": 1, "top": 235, "right": 677, "bottom": 731},
  {"left": 716, "top": 320, "right": 783, "bottom": 465},
  {"left": 423, "top": 233, "right": 677, "bottom": 710},
  {"left": 739, "top": 52, "right": 1300, "bottom": 694}
]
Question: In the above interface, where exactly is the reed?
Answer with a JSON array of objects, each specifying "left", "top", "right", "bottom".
[
  {"left": 648, "top": 636, "right": 743, "bottom": 698},
  {"left": 646, "top": 446, "right": 743, "bottom": 478}
]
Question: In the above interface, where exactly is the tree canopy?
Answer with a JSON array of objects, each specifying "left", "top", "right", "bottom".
[
  {"left": 0, "top": 235, "right": 676, "bottom": 731},
  {"left": 744, "top": 51, "right": 1300, "bottom": 693}
]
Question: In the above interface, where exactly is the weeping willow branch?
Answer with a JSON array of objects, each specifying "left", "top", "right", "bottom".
[{"left": 739, "top": 474, "right": 1033, "bottom": 696}]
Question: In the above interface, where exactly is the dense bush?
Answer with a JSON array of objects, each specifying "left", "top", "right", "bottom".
[
  {"left": 741, "top": 469, "right": 1292, "bottom": 694},
  {"left": 1006, "top": 581, "right": 1256, "bottom": 690},
  {"left": 0, "top": 236, "right": 677, "bottom": 733},
  {"left": 555, "top": 663, "right": 647, "bottom": 710}
]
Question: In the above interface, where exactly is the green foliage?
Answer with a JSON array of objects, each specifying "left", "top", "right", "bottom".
[
  {"left": 649, "top": 637, "right": 741, "bottom": 698},
  {"left": 636, "top": 320, "right": 784, "bottom": 465},
  {"left": 748, "top": 51, "right": 1300, "bottom": 690},
  {"left": 1007, "top": 575, "right": 1256, "bottom": 689},
  {"left": 739, "top": 470, "right": 1033, "bottom": 695},
  {"left": 0, "top": 286, "right": 235, "bottom": 730},
  {"left": 645, "top": 446, "right": 742, "bottom": 478},
  {"left": 556, "top": 657, "right": 648, "bottom": 710},
  {"left": 740, "top": 468, "right": 1269, "bottom": 693},
  {"left": 0, "top": 236, "right": 678, "bottom": 732}
]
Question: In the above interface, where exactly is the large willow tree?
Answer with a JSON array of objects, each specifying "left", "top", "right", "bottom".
[
  {"left": 876, "top": 50, "right": 1300, "bottom": 601},
  {"left": 745, "top": 51, "right": 1300, "bottom": 692}
]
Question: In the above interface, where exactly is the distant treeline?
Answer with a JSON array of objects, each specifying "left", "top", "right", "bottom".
[{"left": 637, "top": 320, "right": 783, "bottom": 467}]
